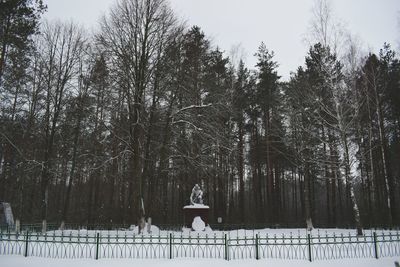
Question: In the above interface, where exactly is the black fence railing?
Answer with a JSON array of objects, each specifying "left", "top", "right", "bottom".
[
  {"left": 2, "top": 222, "right": 399, "bottom": 233},
  {"left": 0, "top": 228, "right": 399, "bottom": 261}
]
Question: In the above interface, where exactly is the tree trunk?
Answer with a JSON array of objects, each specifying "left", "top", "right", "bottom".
[
  {"left": 61, "top": 106, "right": 82, "bottom": 224},
  {"left": 374, "top": 85, "right": 394, "bottom": 225},
  {"left": 238, "top": 119, "right": 245, "bottom": 222},
  {"left": 303, "top": 162, "right": 314, "bottom": 231},
  {"left": 343, "top": 133, "right": 363, "bottom": 235}
]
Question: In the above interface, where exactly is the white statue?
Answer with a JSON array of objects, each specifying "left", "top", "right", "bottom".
[{"left": 190, "top": 184, "right": 203, "bottom": 205}]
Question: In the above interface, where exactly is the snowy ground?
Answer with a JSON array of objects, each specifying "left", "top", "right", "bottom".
[
  {"left": 1, "top": 228, "right": 399, "bottom": 261},
  {"left": 1, "top": 255, "right": 400, "bottom": 267}
]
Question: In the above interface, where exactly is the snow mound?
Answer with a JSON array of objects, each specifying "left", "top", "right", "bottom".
[
  {"left": 204, "top": 225, "right": 213, "bottom": 233},
  {"left": 129, "top": 223, "right": 160, "bottom": 235},
  {"left": 192, "top": 216, "right": 205, "bottom": 231}
]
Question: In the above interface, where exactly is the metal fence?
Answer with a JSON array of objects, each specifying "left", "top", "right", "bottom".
[{"left": 0, "top": 229, "right": 399, "bottom": 261}]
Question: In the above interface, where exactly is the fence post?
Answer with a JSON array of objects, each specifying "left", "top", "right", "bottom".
[
  {"left": 169, "top": 233, "right": 173, "bottom": 259},
  {"left": 95, "top": 233, "right": 100, "bottom": 260},
  {"left": 255, "top": 234, "right": 259, "bottom": 260},
  {"left": 224, "top": 234, "right": 229, "bottom": 261},
  {"left": 41, "top": 220, "right": 47, "bottom": 234},
  {"left": 24, "top": 231, "right": 29, "bottom": 257},
  {"left": 307, "top": 233, "right": 312, "bottom": 262},
  {"left": 373, "top": 232, "right": 379, "bottom": 259},
  {"left": 15, "top": 219, "right": 20, "bottom": 234}
]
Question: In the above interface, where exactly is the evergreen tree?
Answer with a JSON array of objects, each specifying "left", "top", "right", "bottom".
[{"left": 0, "top": 0, "right": 46, "bottom": 83}]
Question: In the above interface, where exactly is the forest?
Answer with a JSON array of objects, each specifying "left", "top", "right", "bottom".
[{"left": 0, "top": 0, "right": 399, "bottom": 232}]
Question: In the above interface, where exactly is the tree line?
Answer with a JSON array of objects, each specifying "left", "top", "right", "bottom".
[{"left": 1, "top": 0, "right": 399, "bottom": 232}]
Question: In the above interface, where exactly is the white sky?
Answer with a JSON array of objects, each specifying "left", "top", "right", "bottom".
[{"left": 43, "top": 0, "right": 400, "bottom": 80}]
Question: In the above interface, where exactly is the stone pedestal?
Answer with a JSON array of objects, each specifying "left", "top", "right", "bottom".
[
  {"left": 183, "top": 204, "right": 209, "bottom": 228},
  {"left": 0, "top": 202, "right": 14, "bottom": 226}
]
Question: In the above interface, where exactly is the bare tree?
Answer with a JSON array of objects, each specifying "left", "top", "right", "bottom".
[
  {"left": 307, "top": 0, "right": 346, "bottom": 57},
  {"left": 98, "top": 0, "right": 177, "bottom": 224},
  {"left": 38, "top": 20, "right": 86, "bottom": 223},
  {"left": 60, "top": 50, "right": 92, "bottom": 229}
]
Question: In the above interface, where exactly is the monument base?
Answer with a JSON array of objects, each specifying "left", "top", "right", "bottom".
[{"left": 183, "top": 204, "right": 209, "bottom": 229}]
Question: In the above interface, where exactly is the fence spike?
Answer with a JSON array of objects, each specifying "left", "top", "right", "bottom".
[
  {"left": 373, "top": 231, "right": 379, "bottom": 259},
  {"left": 307, "top": 233, "right": 312, "bottom": 262},
  {"left": 95, "top": 232, "right": 100, "bottom": 260},
  {"left": 24, "top": 230, "right": 29, "bottom": 257}
]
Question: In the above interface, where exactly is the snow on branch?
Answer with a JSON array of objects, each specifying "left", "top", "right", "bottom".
[
  {"left": 171, "top": 120, "right": 203, "bottom": 131},
  {"left": 0, "top": 132, "right": 45, "bottom": 170},
  {"left": 170, "top": 104, "right": 212, "bottom": 117}
]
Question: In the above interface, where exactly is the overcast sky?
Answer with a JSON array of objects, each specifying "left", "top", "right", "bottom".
[{"left": 43, "top": 0, "right": 399, "bottom": 80}]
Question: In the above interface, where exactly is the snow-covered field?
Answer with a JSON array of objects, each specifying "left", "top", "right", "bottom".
[{"left": 1, "top": 255, "right": 400, "bottom": 267}]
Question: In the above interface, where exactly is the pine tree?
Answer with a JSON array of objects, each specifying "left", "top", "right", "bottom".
[{"left": 0, "top": 0, "right": 46, "bottom": 83}]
